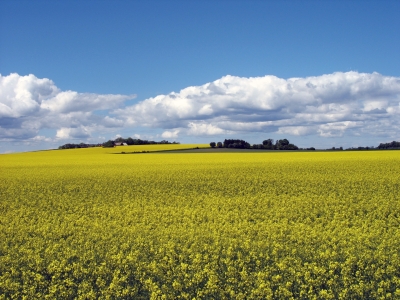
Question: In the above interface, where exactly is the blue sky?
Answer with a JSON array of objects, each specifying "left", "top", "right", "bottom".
[{"left": 1, "top": 0, "right": 399, "bottom": 152}]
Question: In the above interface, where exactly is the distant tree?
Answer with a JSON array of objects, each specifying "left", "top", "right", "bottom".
[
  {"left": 59, "top": 143, "right": 102, "bottom": 149},
  {"left": 275, "top": 139, "right": 289, "bottom": 150},
  {"left": 115, "top": 137, "right": 125, "bottom": 143},
  {"left": 103, "top": 140, "right": 115, "bottom": 148},
  {"left": 59, "top": 136, "right": 177, "bottom": 150},
  {"left": 126, "top": 137, "right": 134, "bottom": 145},
  {"left": 281, "top": 139, "right": 289, "bottom": 145},
  {"left": 252, "top": 144, "right": 264, "bottom": 149},
  {"left": 286, "top": 143, "right": 298, "bottom": 150},
  {"left": 223, "top": 139, "right": 250, "bottom": 149},
  {"left": 217, "top": 142, "right": 222, "bottom": 148},
  {"left": 262, "top": 139, "right": 274, "bottom": 149},
  {"left": 210, "top": 142, "right": 216, "bottom": 148},
  {"left": 377, "top": 141, "right": 400, "bottom": 149},
  {"left": 270, "top": 139, "right": 299, "bottom": 150}
]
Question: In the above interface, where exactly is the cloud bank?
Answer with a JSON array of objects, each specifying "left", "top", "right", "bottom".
[
  {"left": 1, "top": 72, "right": 399, "bottom": 148},
  {"left": 0, "top": 73, "right": 135, "bottom": 141},
  {"left": 114, "top": 71, "right": 400, "bottom": 139}
]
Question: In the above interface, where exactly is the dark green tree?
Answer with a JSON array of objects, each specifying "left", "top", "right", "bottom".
[
  {"left": 103, "top": 140, "right": 115, "bottom": 148},
  {"left": 126, "top": 137, "right": 135, "bottom": 145},
  {"left": 262, "top": 139, "right": 274, "bottom": 149},
  {"left": 223, "top": 139, "right": 250, "bottom": 149}
]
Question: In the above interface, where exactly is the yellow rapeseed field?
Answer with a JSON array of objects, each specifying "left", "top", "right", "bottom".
[{"left": 0, "top": 148, "right": 399, "bottom": 299}]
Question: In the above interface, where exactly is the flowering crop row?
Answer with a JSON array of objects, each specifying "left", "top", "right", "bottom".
[{"left": 0, "top": 149, "right": 399, "bottom": 299}]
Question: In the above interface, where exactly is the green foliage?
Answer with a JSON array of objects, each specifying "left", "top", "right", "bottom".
[
  {"left": 261, "top": 138, "right": 299, "bottom": 150},
  {"left": 378, "top": 141, "right": 400, "bottom": 149},
  {"left": 223, "top": 139, "right": 251, "bottom": 149},
  {"left": 0, "top": 150, "right": 400, "bottom": 298},
  {"left": 102, "top": 140, "right": 115, "bottom": 148}
]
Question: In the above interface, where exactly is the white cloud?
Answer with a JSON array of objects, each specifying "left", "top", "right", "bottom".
[
  {"left": 30, "top": 135, "right": 53, "bottom": 142},
  {"left": 0, "top": 73, "right": 56, "bottom": 118},
  {"left": 102, "top": 116, "right": 124, "bottom": 127},
  {"left": 161, "top": 129, "right": 180, "bottom": 139},
  {"left": 317, "top": 121, "right": 361, "bottom": 137},
  {"left": 56, "top": 127, "right": 91, "bottom": 139},
  {"left": 1, "top": 72, "right": 400, "bottom": 149},
  {"left": 41, "top": 91, "right": 132, "bottom": 114},
  {"left": 114, "top": 71, "right": 400, "bottom": 140},
  {"left": 0, "top": 73, "right": 136, "bottom": 141},
  {"left": 277, "top": 126, "right": 316, "bottom": 136},
  {"left": 186, "top": 122, "right": 226, "bottom": 135}
]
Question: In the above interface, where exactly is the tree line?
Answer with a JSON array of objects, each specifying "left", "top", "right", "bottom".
[
  {"left": 103, "top": 137, "right": 179, "bottom": 148},
  {"left": 210, "top": 139, "right": 400, "bottom": 151},
  {"left": 59, "top": 137, "right": 400, "bottom": 151},
  {"left": 210, "top": 139, "right": 302, "bottom": 150},
  {"left": 377, "top": 141, "right": 400, "bottom": 149},
  {"left": 58, "top": 143, "right": 103, "bottom": 149},
  {"left": 59, "top": 137, "right": 179, "bottom": 149}
]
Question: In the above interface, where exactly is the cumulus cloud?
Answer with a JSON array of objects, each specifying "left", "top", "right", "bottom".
[
  {"left": 161, "top": 129, "right": 180, "bottom": 139},
  {"left": 0, "top": 73, "right": 136, "bottom": 141},
  {"left": 56, "top": 127, "right": 91, "bottom": 139},
  {"left": 41, "top": 91, "right": 131, "bottom": 114},
  {"left": 114, "top": 71, "right": 400, "bottom": 139},
  {"left": 1, "top": 72, "right": 400, "bottom": 147},
  {"left": 186, "top": 122, "right": 227, "bottom": 135},
  {"left": 0, "top": 74, "right": 56, "bottom": 118},
  {"left": 30, "top": 135, "right": 53, "bottom": 142}
]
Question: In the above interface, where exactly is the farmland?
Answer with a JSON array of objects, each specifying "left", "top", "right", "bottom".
[{"left": 1, "top": 147, "right": 400, "bottom": 299}]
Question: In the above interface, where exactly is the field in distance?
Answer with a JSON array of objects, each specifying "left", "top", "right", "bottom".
[
  {"left": 1, "top": 149, "right": 399, "bottom": 299},
  {"left": 68, "top": 143, "right": 210, "bottom": 154}
]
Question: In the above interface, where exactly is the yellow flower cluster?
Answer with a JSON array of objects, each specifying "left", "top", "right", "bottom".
[{"left": 0, "top": 148, "right": 399, "bottom": 299}]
